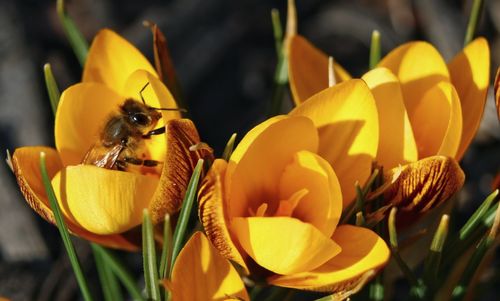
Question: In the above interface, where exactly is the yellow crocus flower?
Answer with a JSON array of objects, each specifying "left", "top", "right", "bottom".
[
  {"left": 164, "top": 232, "right": 249, "bottom": 301},
  {"left": 199, "top": 108, "right": 389, "bottom": 293},
  {"left": 12, "top": 29, "right": 203, "bottom": 250}
]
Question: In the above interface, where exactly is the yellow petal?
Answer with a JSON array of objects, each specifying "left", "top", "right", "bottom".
[
  {"left": 378, "top": 41, "right": 450, "bottom": 116},
  {"left": 82, "top": 29, "right": 157, "bottom": 93},
  {"left": 231, "top": 217, "right": 341, "bottom": 275},
  {"left": 227, "top": 116, "right": 318, "bottom": 218},
  {"left": 288, "top": 35, "right": 351, "bottom": 105},
  {"left": 198, "top": 159, "right": 249, "bottom": 273},
  {"left": 290, "top": 79, "right": 379, "bottom": 207},
  {"left": 374, "top": 156, "right": 464, "bottom": 226},
  {"left": 362, "top": 67, "right": 418, "bottom": 168},
  {"left": 55, "top": 83, "right": 124, "bottom": 166},
  {"left": 51, "top": 165, "right": 158, "bottom": 235},
  {"left": 279, "top": 150, "right": 342, "bottom": 237},
  {"left": 496, "top": 67, "right": 500, "bottom": 120},
  {"left": 269, "top": 225, "right": 389, "bottom": 292},
  {"left": 448, "top": 38, "right": 490, "bottom": 159},
  {"left": 122, "top": 69, "right": 181, "bottom": 162},
  {"left": 12, "top": 147, "right": 137, "bottom": 250},
  {"left": 410, "top": 81, "right": 462, "bottom": 158},
  {"left": 169, "top": 232, "right": 249, "bottom": 301},
  {"left": 149, "top": 119, "right": 205, "bottom": 223}
]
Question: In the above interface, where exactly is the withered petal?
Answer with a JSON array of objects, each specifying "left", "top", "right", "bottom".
[
  {"left": 376, "top": 156, "right": 464, "bottom": 225},
  {"left": 149, "top": 119, "right": 209, "bottom": 224},
  {"left": 198, "top": 159, "right": 249, "bottom": 274}
]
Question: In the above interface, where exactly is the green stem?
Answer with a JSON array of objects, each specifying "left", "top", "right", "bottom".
[
  {"left": 168, "top": 159, "right": 204, "bottom": 277},
  {"left": 57, "top": 0, "right": 89, "bottom": 66},
  {"left": 92, "top": 245, "right": 123, "bottom": 301},
  {"left": 464, "top": 0, "right": 485, "bottom": 46},
  {"left": 91, "top": 245, "right": 145, "bottom": 301},
  {"left": 39, "top": 153, "right": 93, "bottom": 301},
  {"left": 143, "top": 210, "right": 161, "bottom": 301}
]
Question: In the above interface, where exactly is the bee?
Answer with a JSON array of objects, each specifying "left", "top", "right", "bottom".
[{"left": 82, "top": 83, "right": 183, "bottom": 171}]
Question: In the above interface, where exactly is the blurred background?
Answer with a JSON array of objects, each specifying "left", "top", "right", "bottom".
[{"left": 0, "top": 0, "right": 499, "bottom": 300}]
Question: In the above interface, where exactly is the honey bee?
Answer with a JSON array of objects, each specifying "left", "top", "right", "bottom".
[{"left": 82, "top": 83, "right": 183, "bottom": 171}]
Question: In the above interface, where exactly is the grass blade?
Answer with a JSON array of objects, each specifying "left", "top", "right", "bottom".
[
  {"left": 57, "top": 0, "right": 89, "bottom": 66},
  {"left": 464, "top": 0, "right": 484, "bottom": 46},
  {"left": 92, "top": 245, "right": 123, "bottom": 301},
  {"left": 91, "top": 244, "right": 145, "bottom": 301},
  {"left": 43, "top": 63, "right": 61, "bottom": 115},
  {"left": 369, "top": 30, "right": 381, "bottom": 70},
  {"left": 39, "top": 152, "right": 93, "bottom": 301},
  {"left": 159, "top": 214, "right": 173, "bottom": 279},
  {"left": 168, "top": 159, "right": 204, "bottom": 278},
  {"left": 143, "top": 210, "right": 161, "bottom": 301},
  {"left": 222, "top": 133, "right": 237, "bottom": 161}
]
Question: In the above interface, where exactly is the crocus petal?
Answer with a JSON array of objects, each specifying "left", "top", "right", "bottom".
[
  {"left": 268, "top": 225, "right": 389, "bottom": 292},
  {"left": 122, "top": 69, "right": 181, "bottom": 162},
  {"left": 410, "top": 81, "right": 462, "bottom": 158},
  {"left": 279, "top": 150, "right": 342, "bottom": 237},
  {"left": 374, "top": 156, "right": 464, "bottom": 226},
  {"left": 12, "top": 146, "right": 137, "bottom": 250},
  {"left": 378, "top": 41, "right": 450, "bottom": 116},
  {"left": 231, "top": 217, "right": 341, "bottom": 275},
  {"left": 448, "top": 38, "right": 490, "bottom": 159},
  {"left": 227, "top": 116, "right": 318, "bottom": 218},
  {"left": 290, "top": 79, "right": 378, "bottom": 207},
  {"left": 198, "top": 159, "right": 249, "bottom": 273},
  {"left": 149, "top": 119, "right": 204, "bottom": 223},
  {"left": 496, "top": 67, "right": 500, "bottom": 120},
  {"left": 288, "top": 35, "right": 351, "bottom": 104},
  {"left": 55, "top": 82, "right": 124, "bottom": 166},
  {"left": 362, "top": 68, "right": 418, "bottom": 168},
  {"left": 169, "top": 232, "right": 249, "bottom": 301},
  {"left": 82, "top": 29, "right": 157, "bottom": 93},
  {"left": 51, "top": 165, "right": 158, "bottom": 235}
]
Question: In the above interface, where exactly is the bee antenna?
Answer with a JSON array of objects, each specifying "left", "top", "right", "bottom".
[{"left": 139, "top": 82, "right": 150, "bottom": 105}]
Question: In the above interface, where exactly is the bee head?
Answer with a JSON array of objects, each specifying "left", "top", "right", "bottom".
[{"left": 121, "top": 99, "right": 161, "bottom": 129}]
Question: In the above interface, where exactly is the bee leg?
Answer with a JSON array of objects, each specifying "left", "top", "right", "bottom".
[
  {"left": 123, "top": 157, "right": 162, "bottom": 167},
  {"left": 142, "top": 126, "right": 165, "bottom": 139},
  {"left": 115, "top": 160, "right": 128, "bottom": 171}
]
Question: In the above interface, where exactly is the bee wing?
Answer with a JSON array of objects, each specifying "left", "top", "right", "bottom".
[{"left": 82, "top": 144, "right": 124, "bottom": 169}]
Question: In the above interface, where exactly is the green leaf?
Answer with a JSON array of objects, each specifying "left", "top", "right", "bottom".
[
  {"left": 43, "top": 63, "right": 61, "bottom": 115},
  {"left": 159, "top": 214, "right": 173, "bottom": 279},
  {"left": 57, "top": 0, "right": 89, "bottom": 66},
  {"left": 464, "top": 0, "right": 485, "bottom": 46},
  {"left": 222, "top": 133, "right": 237, "bottom": 161},
  {"left": 369, "top": 30, "right": 381, "bottom": 70},
  {"left": 143, "top": 210, "right": 161, "bottom": 301},
  {"left": 460, "top": 190, "right": 498, "bottom": 240},
  {"left": 92, "top": 245, "right": 123, "bottom": 301},
  {"left": 423, "top": 215, "right": 449, "bottom": 293},
  {"left": 39, "top": 152, "right": 93, "bottom": 301},
  {"left": 168, "top": 159, "right": 204, "bottom": 278},
  {"left": 271, "top": 9, "right": 283, "bottom": 57},
  {"left": 91, "top": 244, "right": 145, "bottom": 301}
]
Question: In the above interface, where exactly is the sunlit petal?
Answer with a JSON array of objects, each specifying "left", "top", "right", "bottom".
[
  {"left": 227, "top": 116, "right": 318, "bottom": 218},
  {"left": 232, "top": 217, "right": 341, "bottom": 275},
  {"left": 83, "top": 29, "right": 157, "bottom": 93},
  {"left": 362, "top": 67, "right": 418, "bottom": 168},
  {"left": 269, "top": 225, "right": 389, "bottom": 292},
  {"left": 410, "top": 81, "right": 462, "bottom": 158},
  {"left": 448, "top": 38, "right": 490, "bottom": 159},
  {"left": 288, "top": 35, "right": 351, "bottom": 104},
  {"left": 12, "top": 146, "right": 137, "bottom": 250},
  {"left": 55, "top": 83, "right": 124, "bottom": 167},
  {"left": 51, "top": 165, "right": 158, "bottom": 235},
  {"left": 290, "top": 79, "right": 378, "bottom": 206},
  {"left": 169, "top": 232, "right": 249, "bottom": 301},
  {"left": 378, "top": 41, "right": 450, "bottom": 117},
  {"left": 279, "top": 150, "right": 342, "bottom": 237}
]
